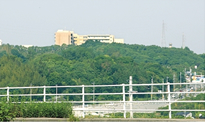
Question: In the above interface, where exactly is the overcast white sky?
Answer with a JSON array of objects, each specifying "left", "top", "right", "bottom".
[{"left": 0, "top": 0, "right": 204, "bottom": 54}]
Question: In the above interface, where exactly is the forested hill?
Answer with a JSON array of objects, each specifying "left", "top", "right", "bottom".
[{"left": 0, "top": 41, "right": 204, "bottom": 88}]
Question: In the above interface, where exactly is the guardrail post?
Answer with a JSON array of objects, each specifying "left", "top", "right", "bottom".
[
  {"left": 122, "top": 84, "right": 126, "bottom": 118},
  {"left": 56, "top": 84, "right": 58, "bottom": 102},
  {"left": 7, "top": 87, "right": 9, "bottom": 102},
  {"left": 129, "top": 76, "right": 133, "bottom": 118},
  {"left": 43, "top": 86, "right": 46, "bottom": 102},
  {"left": 82, "top": 85, "right": 85, "bottom": 118},
  {"left": 167, "top": 82, "right": 171, "bottom": 119}
]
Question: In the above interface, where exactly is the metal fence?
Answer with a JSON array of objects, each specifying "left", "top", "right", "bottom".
[{"left": 0, "top": 79, "right": 205, "bottom": 119}]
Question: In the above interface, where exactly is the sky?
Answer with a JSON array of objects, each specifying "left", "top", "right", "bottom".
[{"left": 0, "top": 0, "right": 204, "bottom": 54}]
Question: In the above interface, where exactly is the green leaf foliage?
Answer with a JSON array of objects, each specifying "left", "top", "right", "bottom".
[{"left": 0, "top": 41, "right": 204, "bottom": 101}]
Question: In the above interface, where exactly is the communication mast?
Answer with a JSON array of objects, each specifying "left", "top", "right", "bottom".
[
  {"left": 182, "top": 33, "right": 185, "bottom": 49},
  {"left": 161, "top": 21, "right": 166, "bottom": 47}
]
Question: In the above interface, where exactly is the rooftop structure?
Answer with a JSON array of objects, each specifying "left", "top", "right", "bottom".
[
  {"left": 55, "top": 30, "right": 124, "bottom": 46},
  {"left": 169, "top": 43, "right": 172, "bottom": 48}
]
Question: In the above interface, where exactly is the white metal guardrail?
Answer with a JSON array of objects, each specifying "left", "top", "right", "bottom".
[{"left": 0, "top": 79, "right": 205, "bottom": 119}]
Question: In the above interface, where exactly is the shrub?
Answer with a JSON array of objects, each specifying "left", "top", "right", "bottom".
[
  {"left": 0, "top": 97, "right": 78, "bottom": 121},
  {"left": 0, "top": 101, "right": 17, "bottom": 121}
]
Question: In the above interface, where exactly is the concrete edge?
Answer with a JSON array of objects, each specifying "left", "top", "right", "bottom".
[
  {"left": 14, "top": 118, "right": 205, "bottom": 121},
  {"left": 80, "top": 118, "right": 204, "bottom": 121}
]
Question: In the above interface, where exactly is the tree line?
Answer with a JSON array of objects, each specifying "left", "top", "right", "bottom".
[{"left": 0, "top": 41, "right": 204, "bottom": 101}]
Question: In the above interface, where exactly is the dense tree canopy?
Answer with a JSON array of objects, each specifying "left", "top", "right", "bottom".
[{"left": 0, "top": 41, "right": 204, "bottom": 100}]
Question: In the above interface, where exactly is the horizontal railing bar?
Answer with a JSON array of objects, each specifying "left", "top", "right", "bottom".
[
  {"left": 63, "top": 100, "right": 205, "bottom": 103},
  {"left": 74, "top": 109, "right": 160, "bottom": 111},
  {"left": 72, "top": 100, "right": 205, "bottom": 103},
  {"left": 73, "top": 100, "right": 205, "bottom": 103},
  {"left": 127, "top": 91, "right": 201, "bottom": 94},
  {"left": 9, "top": 86, "right": 44, "bottom": 89},
  {"left": 126, "top": 83, "right": 205, "bottom": 86},
  {"left": 5, "top": 100, "right": 205, "bottom": 103},
  {"left": 44, "top": 86, "right": 83, "bottom": 88},
  {"left": 9, "top": 94, "right": 44, "bottom": 96},
  {"left": 0, "top": 88, "right": 7, "bottom": 90},
  {"left": 169, "top": 83, "right": 205, "bottom": 85},
  {"left": 9, "top": 86, "right": 83, "bottom": 89},
  {"left": 163, "top": 100, "right": 205, "bottom": 103},
  {"left": 170, "top": 91, "right": 205, "bottom": 94},
  {"left": 0, "top": 82, "right": 204, "bottom": 90},
  {"left": 169, "top": 109, "right": 205, "bottom": 111},
  {"left": 4, "top": 93, "right": 205, "bottom": 96},
  {"left": 4, "top": 91, "right": 205, "bottom": 96},
  {"left": 73, "top": 109, "right": 205, "bottom": 112},
  {"left": 3, "top": 101, "right": 205, "bottom": 108}
]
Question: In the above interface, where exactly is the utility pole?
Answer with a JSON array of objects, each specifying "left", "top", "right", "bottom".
[
  {"left": 151, "top": 77, "right": 153, "bottom": 100},
  {"left": 189, "top": 68, "right": 192, "bottom": 94},
  {"left": 180, "top": 72, "right": 181, "bottom": 88},
  {"left": 167, "top": 82, "right": 171, "bottom": 119},
  {"left": 162, "top": 79, "right": 164, "bottom": 100},
  {"left": 190, "top": 68, "right": 192, "bottom": 83},
  {"left": 173, "top": 74, "right": 175, "bottom": 91},
  {"left": 184, "top": 68, "right": 186, "bottom": 85},
  {"left": 30, "top": 83, "right": 32, "bottom": 102},
  {"left": 184, "top": 68, "right": 188, "bottom": 97},
  {"left": 166, "top": 77, "right": 169, "bottom": 100},
  {"left": 92, "top": 82, "right": 95, "bottom": 104},
  {"left": 200, "top": 72, "right": 203, "bottom": 91}
]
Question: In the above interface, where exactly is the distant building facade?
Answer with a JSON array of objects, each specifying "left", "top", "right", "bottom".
[
  {"left": 55, "top": 30, "right": 124, "bottom": 46},
  {"left": 22, "top": 45, "right": 33, "bottom": 48},
  {"left": 55, "top": 30, "right": 74, "bottom": 45}
]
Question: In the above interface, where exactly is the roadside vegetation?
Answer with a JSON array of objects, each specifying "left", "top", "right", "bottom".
[{"left": 0, "top": 97, "right": 78, "bottom": 121}]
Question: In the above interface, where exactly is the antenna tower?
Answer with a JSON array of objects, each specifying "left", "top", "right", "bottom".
[
  {"left": 182, "top": 33, "right": 185, "bottom": 49},
  {"left": 161, "top": 21, "right": 166, "bottom": 47}
]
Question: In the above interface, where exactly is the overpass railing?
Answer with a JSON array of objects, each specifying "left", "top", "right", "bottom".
[{"left": 0, "top": 82, "right": 204, "bottom": 119}]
